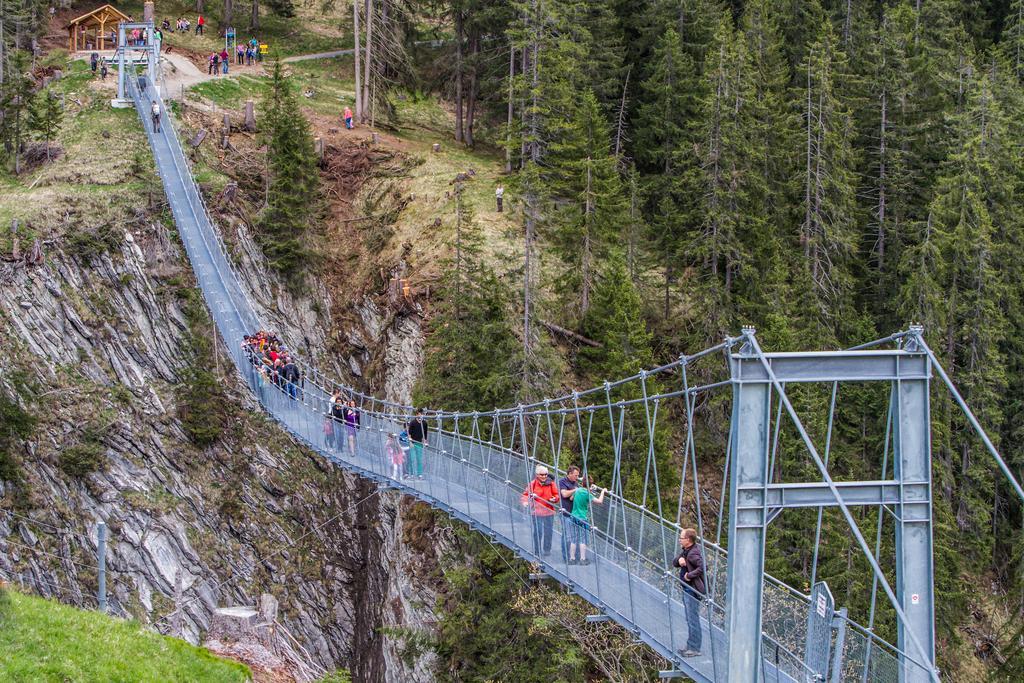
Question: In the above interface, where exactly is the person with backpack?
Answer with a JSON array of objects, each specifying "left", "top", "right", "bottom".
[
  {"left": 672, "top": 527, "right": 706, "bottom": 657},
  {"left": 386, "top": 433, "right": 404, "bottom": 479},
  {"left": 406, "top": 409, "right": 428, "bottom": 479},
  {"left": 567, "top": 476, "right": 605, "bottom": 565},
  {"left": 397, "top": 430, "right": 411, "bottom": 478},
  {"left": 522, "top": 465, "right": 559, "bottom": 557}
]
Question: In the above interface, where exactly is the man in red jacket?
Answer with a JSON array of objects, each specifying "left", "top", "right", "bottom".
[
  {"left": 522, "top": 465, "right": 559, "bottom": 557},
  {"left": 196, "top": 14, "right": 204, "bottom": 35}
]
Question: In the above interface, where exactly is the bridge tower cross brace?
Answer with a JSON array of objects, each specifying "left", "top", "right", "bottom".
[{"left": 725, "top": 328, "right": 936, "bottom": 683}]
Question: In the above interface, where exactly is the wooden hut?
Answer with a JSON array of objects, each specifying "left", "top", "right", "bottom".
[{"left": 67, "top": 4, "right": 131, "bottom": 52}]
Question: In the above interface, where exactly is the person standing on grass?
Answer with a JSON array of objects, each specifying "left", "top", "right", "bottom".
[
  {"left": 196, "top": 14, "right": 204, "bottom": 35},
  {"left": 406, "top": 408, "right": 428, "bottom": 479},
  {"left": 495, "top": 184, "right": 504, "bottom": 212},
  {"left": 673, "top": 528, "right": 706, "bottom": 658},
  {"left": 568, "top": 477, "right": 605, "bottom": 565},
  {"left": 343, "top": 106, "right": 354, "bottom": 130}
]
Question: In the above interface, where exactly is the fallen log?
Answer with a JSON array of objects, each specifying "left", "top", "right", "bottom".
[{"left": 540, "top": 319, "right": 602, "bottom": 348}]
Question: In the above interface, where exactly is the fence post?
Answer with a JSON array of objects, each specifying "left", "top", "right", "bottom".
[{"left": 97, "top": 521, "right": 107, "bottom": 613}]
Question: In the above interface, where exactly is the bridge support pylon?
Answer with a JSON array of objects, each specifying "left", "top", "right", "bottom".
[{"left": 725, "top": 326, "right": 937, "bottom": 682}]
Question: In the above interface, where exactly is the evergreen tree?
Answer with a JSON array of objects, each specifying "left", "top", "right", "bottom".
[
  {"left": 29, "top": 88, "right": 63, "bottom": 162},
  {"left": 577, "top": 252, "right": 674, "bottom": 500},
  {"left": 0, "top": 51, "right": 35, "bottom": 175},
  {"left": 259, "top": 59, "right": 320, "bottom": 280},
  {"left": 795, "top": 19, "right": 858, "bottom": 341},
  {"left": 546, "top": 89, "right": 625, "bottom": 319},
  {"left": 414, "top": 190, "right": 521, "bottom": 412}
]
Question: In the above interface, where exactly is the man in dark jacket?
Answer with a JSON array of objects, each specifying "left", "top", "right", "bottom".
[
  {"left": 673, "top": 527, "right": 705, "bottom": 657},
  {"left": 406, "top": 409, "right": 428, "bottom": 478},
  {"left": 281, "top": 358, "right": 300, "bottom": 399}
]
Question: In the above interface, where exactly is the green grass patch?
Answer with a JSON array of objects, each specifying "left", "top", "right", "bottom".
[
  {"left": 0, "top": 588, "right": 250, "bottom": 682},
  {"left": 119, "top": 0, "right": 351, "bottom": 57}
]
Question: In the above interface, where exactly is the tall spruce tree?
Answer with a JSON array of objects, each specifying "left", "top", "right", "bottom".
[
  {"left": 259, "top": 59, "right": 320, "bottom": 280},
  {"left": 547, "top": 89, "right": 625, "bottom": 319}
]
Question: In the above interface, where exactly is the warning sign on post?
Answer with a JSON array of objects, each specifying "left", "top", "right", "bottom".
[{"left": 911, "top": 593, "right": 920, "bottom": 605}]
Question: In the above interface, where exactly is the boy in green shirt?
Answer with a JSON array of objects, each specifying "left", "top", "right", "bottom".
[{"left": 568, "top": 477, "right": 606, "bottom": 565}]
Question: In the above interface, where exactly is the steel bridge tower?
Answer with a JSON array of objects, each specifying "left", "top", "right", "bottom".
[{"left": 725, "top": 327, "right": 935, "bottom": 683}]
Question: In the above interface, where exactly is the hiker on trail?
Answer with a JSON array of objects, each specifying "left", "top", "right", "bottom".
[
  {"left": 236, "top": 42, "right": 245, "bottom": 64},
  {"left": 343, "top": 106, "right": 353, "bottom": 130},
  {"left": 386, "top": 433, "right": 404, "bottom": 479},
  {"left": 406, "top": 409, "right": 428, "bottom": 479},
  {"left": 344, "top": 400, "right": 361, "bottom": 455},
  {"left": 100, "top": 62, "right": 108, "bottom": 80},
  {"left": 522, "top": 465, "right": 559, "bottom": 557},
  {"left": 151, "top": 99, "right": 161, "bottom": 133},
  {"left": 558, "top": 465, "right": 580, "bottom": 563},
  {"left": 567, "top": 476, "right": 605, "bottom": 565},
  {"left": 220, "top": 48, "right": 230, "bottom": 74},
  {"left": 196, "top": 14, "right": 204, "bottom": 35},
  {"left": 208, "top": 52, "right": 216, "bottom": 75},
  {"left": 495, "top": 184, "right": 504, "bottom": 212},
  {"left": 90, "top": 52, "right": 98, "bottom": 75},
  {"left": 673, "top": 528, "right": 706, "bottom": 658},
  {"left": 245, "top": 45, "right": 254, "bottom": 65}
]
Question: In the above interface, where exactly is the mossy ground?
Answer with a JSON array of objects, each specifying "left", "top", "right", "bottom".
[{"left": 0, "top": 587, "right": 250, "bottom": 682}]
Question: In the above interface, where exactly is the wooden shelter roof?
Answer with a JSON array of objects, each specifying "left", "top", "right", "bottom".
[{"left": 66, "top": 4, "right": 130, "bottom": 29}]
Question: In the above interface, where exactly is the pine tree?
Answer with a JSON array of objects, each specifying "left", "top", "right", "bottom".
[
  {"left": 577, "top": 252, "right": 674, "bottom": 502},
  {"left": 796, "top": 19, "right": 858, "bottom": 341},
  {"left": 414, "top": 192, "right": 521, "bottom": 412},
  {"left": 0, "top": 51, "right": 35, "bottom": 175},
  {"left": 259, "top": 59, "right": 320, "bottom": 280},
  {"left": 29, "top": 89, "right": 63, "bottom": 162},
  {"left": 547, "top": 89, "right": 625, "bottom": 319}
]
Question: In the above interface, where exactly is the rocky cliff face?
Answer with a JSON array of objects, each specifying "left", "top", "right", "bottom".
[{"left": 0, "top": 203, "right": 443, "bottom": 681}]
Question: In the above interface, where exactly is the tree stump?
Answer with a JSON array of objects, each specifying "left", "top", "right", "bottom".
[
  {"left": 221, "top": 113, "right": 231, "bottom": 149},
  {"left": 432, "top": 143, "right": 441, "bottom": 153},
  {"left": 208, "top": 606, "right": 259, "bottom": 642},
  {"left": 189, "top": 129, "right": 208, "bottom": 148},
  {"left": 244, "top": 100, "right": 256, "bottom": 132},
  {"left": 371, "top": 132, "right": 380, "bottom": 145},
  {"left": 314, "top": 137, "right": 324, "bottom": 165}
]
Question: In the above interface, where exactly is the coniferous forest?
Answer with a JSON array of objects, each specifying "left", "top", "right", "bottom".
[{"left": 401, "top": 0, "right": 1024, "bottom": 679}]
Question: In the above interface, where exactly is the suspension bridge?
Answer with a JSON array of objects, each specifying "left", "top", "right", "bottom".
[{"left": 120, "top": 24, "right": 1024, "bottom": 682}]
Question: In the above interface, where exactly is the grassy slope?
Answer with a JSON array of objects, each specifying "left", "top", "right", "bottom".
[
  {"left": 0, "top": 589, "right": 250, "bottom": 682},
  {"left": 118, "top": 0, "right": 352, "bottom": 57}
]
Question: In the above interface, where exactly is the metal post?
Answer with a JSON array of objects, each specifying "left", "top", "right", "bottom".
[
  {"left": 97, "top": 521, "right": 107, "bottom": 613},
  {"left": 893, "top": 345, "right": 936, "bottom": 683},
  {"left": 116, "top": 24, "right": 126, "bottom": 99},
  {"left": 724, "top": 328, "right": 770, "bottom": 681},
  {"left": 830, "top": 608, "right": 849, "bottom": 683}
]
